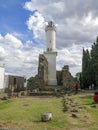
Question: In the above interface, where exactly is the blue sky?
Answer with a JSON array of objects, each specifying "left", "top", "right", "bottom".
[
  {"left": 0, "top": 0, "right": 32, "bottom": 42},
  {"left": 0, "top": 0, "right": 98, "bottom": 78}
]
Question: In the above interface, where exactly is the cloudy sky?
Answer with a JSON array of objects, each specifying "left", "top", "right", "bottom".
[{"left": 0, "top": 0, "right": 98, "bottom": 78}]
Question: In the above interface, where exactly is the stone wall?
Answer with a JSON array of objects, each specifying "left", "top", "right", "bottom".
[
  {"left": 38, "top": 54, "right": 48, "bottom": 88},
  {"left": 56, "top": 71, "right": 63, "bottom": 85},
  {"left": 28, "top": 55, "right": 75, "bottom": 91},
  {"left": 56, "top": 65, "right": 75, "bottom": 90},
  {"left": 5, "top": 75, "right": 25, "bottom": 93},
  {"left": 27, "top": 54, "right": 48, "bottom": 90},
  {"left": 62, "top": 65, "right": 75, "bottom": 90}
]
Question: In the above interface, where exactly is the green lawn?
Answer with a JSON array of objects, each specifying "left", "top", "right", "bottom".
[{"left": 0, "top": 93, "right": 98, "bottom": 130}]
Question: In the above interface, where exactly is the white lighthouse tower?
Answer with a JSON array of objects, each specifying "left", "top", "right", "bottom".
[{"left": 44, "top": 21, "right": 57, "bottom": 85}]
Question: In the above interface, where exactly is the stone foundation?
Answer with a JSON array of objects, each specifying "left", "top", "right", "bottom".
[
  {"left": 28, "top": 57, "right": 75, "bottom": 92},
  {"left": 57, "top": 65, "right": 75, "bottom": 90}
]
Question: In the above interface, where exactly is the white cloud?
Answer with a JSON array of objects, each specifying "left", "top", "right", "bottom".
[
  {"left": 53, "top": 2, "right": 65, "bottom": 12},
  {"left": 0, "top": 46, "right": 5, "bottom": 54},
  {"left": 0, "top": 34, "right": 4, "bottom": 41},
  {"left": 0, "top": 33, "right": 44, "bottom": 78},
  {"left": 23, "top": 0, "right": 98, "bottom": 76},
  {"left": 82, "top": 12, "right": 98, "bottom": 26},
  {"left": 0, "top": 32, "right": 92, "bottom": 78},
  {"left": 26, "top": 11, "right": 45, "bottom": 38},
  {"left": 24, "top": 0, "right": 66, "bottom": 15},
  {"left": 0, "top": 46, "right": 7, "bottom": 58},
  {"left": 57, "top": 44, "right": 83, "bottom": 76},
  {"left": 24, "top": 0, "right": 34, "bottom": 12},
  {"left": 24, "top": 0, "right": 98, "bottom": 45},
  {"left": 12, "top": 32, "right": 25, "bottom": 38},
  {"left": 4, "top": 33, "right": 23, "bottom": 48},
  {"left": 0, "top": 33, "right": 23, "bottom": 48},
  {"left": 1, "top": 0, "right": 98, "bottom": 78}
]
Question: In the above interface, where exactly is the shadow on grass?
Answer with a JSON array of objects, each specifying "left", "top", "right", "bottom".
[
  {"left": 79, "top": 95, "right": 93, "bottom": 99},
  {"left": 78, "top": 95, "right": 94, "bottom": 105},
  {"left": 32, "top": 120, "right": 42, "bottom": 123},
  {"left": 82, "top": 102, "right": 94, "bottom": 105},
  {"left": 33, "top": 119, "right": 52, "bottom": 123}
]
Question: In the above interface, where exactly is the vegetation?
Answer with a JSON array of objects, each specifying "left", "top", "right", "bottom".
[
  {"left": 27, "top": 76, "right": 35, "bottom": 91},
  {"left": 0, "top": 92, "right": 98, "bottom": 130},
  {"left": 81, "top": 36, "right": 98, "bottom": 89}
]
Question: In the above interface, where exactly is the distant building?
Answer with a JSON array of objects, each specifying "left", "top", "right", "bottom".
[
  {"left": 0, "top": 65, "right": 26, "bottom": 92},
  {"left": 4, "top": 73, "right": 26, "bottom": 93},
  {"left": 0, "top": 66, "right": 5, "bottom": 89}
]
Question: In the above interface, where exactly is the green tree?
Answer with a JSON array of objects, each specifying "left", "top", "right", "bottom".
[
  {"left": 27, "top": 76, "right": 35, "bottom": 91},
  {"left": 82, "top": 36, "right": 98, "bottom": 89},
  {"left": 90, "top": 36, "right": 98, "bottom": 88},
  {"left": 82, "top": 48, "right": 91, "bottom": 88}
]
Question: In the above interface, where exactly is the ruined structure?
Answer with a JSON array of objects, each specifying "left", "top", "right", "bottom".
[
  {"left": 4, "top": 74, "right": 26, "bottom": 93},
  {"left": 0, "top": 66, "right": 5, "bottom": 89},
  {"left": 28, "top": 21, "right": 75, "bottom": 92},
  {"left": 62, "top": 65, "right": 75, "bottom": 89},
  {"left": 57, "top": 65, "right": 75, "bottom": 90},
  {"left": 31, "top": 63, "right": 75, "bottom": 91},
  {"left": 38, "top": 54, "right": 48, "bottom": 88}
]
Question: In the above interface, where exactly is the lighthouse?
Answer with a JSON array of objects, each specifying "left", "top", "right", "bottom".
[{"left": 44, "top": 21, "right": 57, "bottom": 85}]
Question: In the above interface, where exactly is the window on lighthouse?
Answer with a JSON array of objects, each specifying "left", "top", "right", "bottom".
[
  {"left": 50, "top": 40, "right": 51, "bottom": 47},
  {"left": 49, "top": 40, "right": 52, "bottom": 51},
  {"left": 47, "top": 48, "right": 49, "bottom": 51},
  {"left": 50, "top": 40, "right": 51, "bottom": 45}
]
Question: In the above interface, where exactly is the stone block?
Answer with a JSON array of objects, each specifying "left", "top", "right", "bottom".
[{"left": 41, "top": 112, "right": 52, "bottom": 122}]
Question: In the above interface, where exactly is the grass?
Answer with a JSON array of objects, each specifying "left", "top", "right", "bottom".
[
  {"left": 0, "top": 97, "right": 70, "bottom": 130},
  {"left": 0, "top": 92, "right": 98, "bottom": 130}
]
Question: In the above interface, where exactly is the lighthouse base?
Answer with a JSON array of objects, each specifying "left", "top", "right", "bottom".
[
  {"left": 48, "top": 79, "right": 57, "bottom": 85},
  {"left": 44, "top": 51, "right": 57, "bottom": 86}
]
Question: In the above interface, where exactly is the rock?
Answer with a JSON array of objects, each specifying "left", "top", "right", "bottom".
[
  {"left": 23, "top": 104, "right": 29, "bottom": 107},
  {"left": 71, "top": 113, "right": 78, "bottom": 118},
  {"left": 70, "top": 109, "right": 78, "bottom": 112},
  {"left": 71, "top": 104, "right": 76, "bottom": 107},
  {"left": 71, "top": 102, "right": 78, "bottom": 107},
  {"left": 41, "top": 112, "right": 52, "bottom": 122},
  {"left": 63, "top": 102, "right": 69, "bottom": 112},
  {"left": 91, "top": 105, "right": 96, "bottom": 108},
  {"left": 79, "top": 105, "right": 86, "bottom": 109},
  {"left": 1, "top": 96, "right": 8, "bottom": 100},
  {"left": 69, "top": 98, "right": 73, "bottom": 102},
  {"left": 63, "top": 106, "right": 69, "bottom": 112},
  {"left": 78, "top": 106, "right": 84, "bottom": 109}
]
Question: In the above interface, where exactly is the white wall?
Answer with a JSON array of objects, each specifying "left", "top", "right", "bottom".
[
  {"left": 4, "top": 75, "right": 9, "bottom": 88},
  {"left": 0, "top": 67, "right": 5, "bottom": 89}
]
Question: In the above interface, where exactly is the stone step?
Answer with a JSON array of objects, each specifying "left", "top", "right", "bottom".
[
  {"left": 41, "top": 85, "right": 63, "bottom": 90},
  {"left": 29, "top": 91, "right": 55, "bottom": 96}
]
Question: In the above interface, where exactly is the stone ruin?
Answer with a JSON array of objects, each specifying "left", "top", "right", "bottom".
[
  {"left": 62, "top": 65, "right": 75, "bottom": 90},
  {"left": 27, "top": 21, "right": 75, "bottom": 93},
  {"left": 28, "top": 54, "right": 48, "bottom": 90},
  {"left": 29, "top": 54, "right": 75, "bottom": 92},
  {"left": 38, "top": 54, "right": 48, "bottom": 88},
  {"left": 57, "top": 65, "right": 75, "bottom": 90}
]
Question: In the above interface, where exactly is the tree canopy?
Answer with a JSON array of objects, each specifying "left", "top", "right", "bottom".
[{"left": 81, "top": 36, "right": 98, "bottom": 89}]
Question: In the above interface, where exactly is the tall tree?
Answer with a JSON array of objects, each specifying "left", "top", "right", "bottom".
[
  {"left": 91, "top": 36, "right": 98, "bottom": 87},
  {"left": 82, "top": 36, "right": 98, "bottom": 89},
  {"left": 82, "top": 48, "right": 91, "bottom": 88}
]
